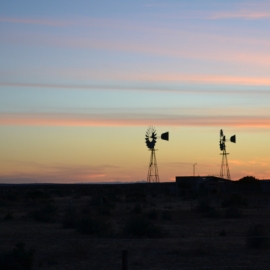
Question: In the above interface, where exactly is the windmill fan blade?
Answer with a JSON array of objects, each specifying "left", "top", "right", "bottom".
[
  {"left": 161, "top": 132, "right": 169, "bottom": 141},
  {"left": 230, "top": 135, "right": 236, "bottom": 143}
]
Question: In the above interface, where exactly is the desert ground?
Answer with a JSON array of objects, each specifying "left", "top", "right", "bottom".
[{"left": 1, "top": 182, "right": 270, "bottom": 270}]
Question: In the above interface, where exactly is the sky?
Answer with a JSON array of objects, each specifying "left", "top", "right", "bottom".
[{"left": 1, "top": 0, "right": 270, "bottom": 183}]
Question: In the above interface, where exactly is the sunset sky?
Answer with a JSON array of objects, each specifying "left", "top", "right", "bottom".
[{"left": 1, "top": 0, "right": 270, "bottom": 183}]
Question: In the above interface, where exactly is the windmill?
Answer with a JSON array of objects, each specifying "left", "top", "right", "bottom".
[
  {"left": 219, "top": 129, "right": 236, "bottom": 180},
  {"left": 145, "top": 126, "right": 169, "bottom": 183}
]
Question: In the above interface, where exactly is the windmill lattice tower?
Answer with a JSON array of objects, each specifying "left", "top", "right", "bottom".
[
  {"left": 145, "top": 126, "right": 169, "bottom": 183},
  {"left": 219, "top": 129, "right": 236, "bottom": 180}
]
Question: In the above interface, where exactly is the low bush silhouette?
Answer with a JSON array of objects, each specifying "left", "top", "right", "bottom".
[
  {"left": 131, "top": 204, "right": 142, "bottom": 214},
  {"left": 62, "top": 207, "right": 79, "bottom": 229},
  {"left": 25, "top": 190, "right": 51, "bottom": 201},
  {"left": 0, "top": 199, "right": 8, "bottom": 207},
  {"left": 78, "top": 216, "right": 112, "bottom": 236},
  {"left": 204, "top": 207, "right": 221, "bottom": 218},
  {"left": 126, "top": 191, "right": 146, "bottom": 203},
  {"left": 167, "top": 242, "right": 212, "bottom": 257},
  {"left": 219, "top": 229, "right": 227, "bottom": 237},
  {"left": 98, "top": 205, "right": 112, "bottom": 215},
  {"left": 196, "top": 198, "right": 211, "bottom": 212},
  {"left": 161, "top": 211, "right": 173, "bottom": 220},
  {"left": 225, "top": 207, "right": 242, "bottom": 218},
  {"left": 82, "top": 196, "right": 115, "bottom": 215},
  {"left": 147, "top": 209, "right": 158, "bottom": 220},
  {"left": 124, "top": 216, "right": 164, "bottom": 238},
  {"left": 246, "top": 224, "right": 269, "bottom": 249},
  {"left": 4, "top": 212, "right": 14, "bottom": 221},
  {"left": 238, "top": 175, "right": 258, "bottom": 183},
  {"left": 0, "top": 242, "right": 34, "bottom": 270},
  {"left": 222, "top": 193, "right": 248, "bottom": 208},
  {"left": 30, "top": 202, "right": 57, "bottom": 222}
]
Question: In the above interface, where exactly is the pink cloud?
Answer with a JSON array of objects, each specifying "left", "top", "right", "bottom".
[
  {"left": 1, "top": 113, "right": 270, "bottom": 128},
  {"left": 140, "top": 74, "right": 270, "bottom": 86},
  {"left": 0, "top": 163, "right": 118, "bottom": 183},
  {"left": 210, "top": 10, "right": 270, "bottom": 20},
  {"left": 0, "top": 16, "right": 123, "bottom": 28},
  {"left": 2, "top": 25, "right": 270, "bottom": 67},
  {"left": 0, "top": 173, "right": 106, "bottom": 184},
  {"left": 0, "top": 16, "right": 75, "bottom": 27},
  {"left": 56, "top": 38, "right": 270, "bottom": 67},
  {"left": 2, "top": 72, "right": 270, "bottom": 91}
]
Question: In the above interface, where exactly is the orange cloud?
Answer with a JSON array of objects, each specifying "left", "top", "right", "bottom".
[
  {"left": 140, "top": 74, "right": 270, "bottom": 86},
  {"left": 0, "top": 163, "right": 118, "bottom": 183},
  {"left": 2, "top": 72, "right": 270, "bottom": 91},
  {"left": 1, "top": 113, "right": 270, "bottom": 128}
]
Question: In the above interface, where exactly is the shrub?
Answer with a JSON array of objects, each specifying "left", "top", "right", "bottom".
[
  {"left": 196, "top": 198, "right": 221, "bottom": 218},
  {"left": 219, "top": 229, "right": 227, "bottom": 237},
  {"left": 225, "top": 207, "right": 242, "bottom": 218},
  {"left": 78, "top": 216, "right": 112, "bottom": 236},
  {"left": 25, "top": 190, "right": 50, "bottom": 201},
  {"left": 31, "top": 202, "right": 57, "bottom": 222},
  {"left": 100, "top": 196, "right": 116, "bottom": 210},
  {"left": 246, "top": 224, "right": 269, "bottom": 249},
  {"left": 6, "top": 191, "right": 20, "bottom": 202},
  {"left": 0, "top": 242, "right": 34, "bottom": 270},
  {"left": 191, "top": 243, "right": 210, "bottom": 256},
  {"left": 106, "top": 190, "right": 122, "bottom": 202},
  {"left": 81, "top": 200, "right": 94, "bottom": 215},
  {"left": 4, "top": 212, "right": 14, "bottom": 221},
  {"left": 83, "top": 196, "right": 115, "bottom": 215},
  {"left": 62, "top": 207, "right": 79, "bottom": 229},
  {"left": 204, "top": 207, "right": 221, "bottom": 218},
  {"left": 126, "top": 192, "right": 146, "bottom": 203},
  {"left": 0, "top": 199, "right": 7, "bottom": 207},
  {"left": 237, "top": 177, "right": 260, "bottom": 194},
  {"left": 131, "top": 204, "right": 142, "bottom": 214},
  {"left": 196, "top": 198, "right": 211, "bottom": 212},
  {"left": 161, "top": 211, "right": 173, "bottom": 221},
  {"left": 98, "top": 206, "right": 111, "bottom": 216},
  {"left": 222, "top": 193, "right": 248, "bottom": 208},
  {"left": 167, "top": 242, "right": 212, "bottom": 257},
  {"left": 238, "top": 176, "right": 258, "bottom": 183},
  {"left": 124, "top": 216, "right": 164, "bottom": 238},
  {"left": 147, "top": 210, "right": 158, "bottom": 220}
]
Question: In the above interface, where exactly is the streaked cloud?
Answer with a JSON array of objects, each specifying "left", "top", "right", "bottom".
[
  {"left": 2, "top": 23, "right": 270, "bottom": 67},
  {"left": 165, "top": 161, "right": 218, "bottom": 168},
  {"left": 0, "top": 16, "right": 110, "bottom": 28},
  {"left": 138, "top": 74, "right": 270, "bottom": 86},
  {"left": 0, "top": 162, "right": 119, "bottom": 183},
  {"left": 2, "top": 73, "right": 270, "bottom": 91},
  {"left": 144, "top": 1, "right": 270, "bottom": 21},
  {"left": 210, "top": 10, "right": 270, "bottom": 20},
  {"left": 0, "top": 16, "right": 76, "bottom": 27},
  {"left": 1, "top": 112, "right": 270, "bottom": 128}
]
